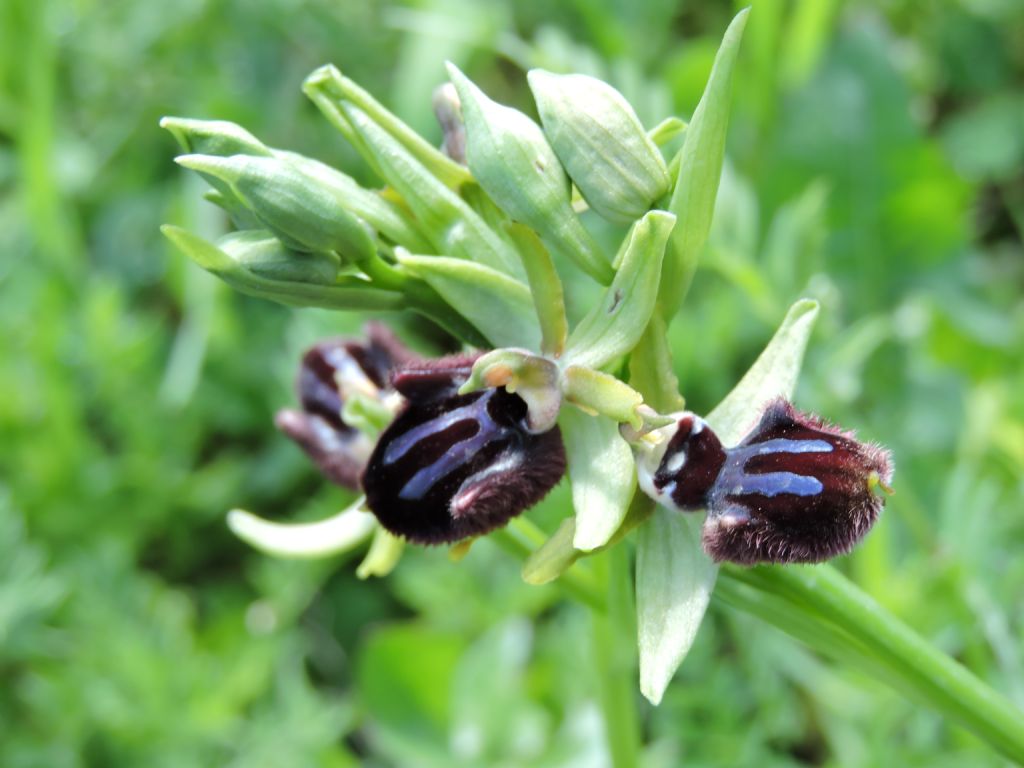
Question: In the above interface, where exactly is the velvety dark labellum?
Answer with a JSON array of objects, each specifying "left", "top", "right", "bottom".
[
  {"left": 363, "top": 356, "right": 566, "bottom": 544},
  {"left": 276, "top": 323, "right": 412, "bottom": 489},
  {"left": 651, "top": 399, "right": 893, "bottom": 565}
]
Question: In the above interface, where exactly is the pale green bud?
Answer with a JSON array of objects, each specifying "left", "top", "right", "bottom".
[
  {"left": 161, "top": 226, "right": 402, "bottom": 311},
  {"left": 528, "top": 70, "right": 670, "bottom": 225},
  {"left": 446, "top": 63, "right": 614, "bottom": 285},
  {"left": 174, "top": 154, "right": 375, "bottom": 262},
  {"left": 217, "top": 230, "right": 340, "bottom": 285}
]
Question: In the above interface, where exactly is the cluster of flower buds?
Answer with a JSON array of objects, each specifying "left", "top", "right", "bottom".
[
  {"left": 637, "top": 399, "right": 893, "bottom": 564},
  {"left": 278, "top": 326, "right": 566, "bottom": 545}
]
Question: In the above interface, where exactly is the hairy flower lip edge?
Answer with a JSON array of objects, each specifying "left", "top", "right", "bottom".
[{"left": 636, "top": 398, "right": 894, "bottom": 565}]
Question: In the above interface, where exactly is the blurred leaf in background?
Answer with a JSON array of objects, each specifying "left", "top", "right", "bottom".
[{"left": 1, "top": 0, "right": 1022, "bottom": 765}]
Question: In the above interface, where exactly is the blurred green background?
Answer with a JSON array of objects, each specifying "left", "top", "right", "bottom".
[{"left": 2, "top": 0, "right": 1023, "bottom": 765}]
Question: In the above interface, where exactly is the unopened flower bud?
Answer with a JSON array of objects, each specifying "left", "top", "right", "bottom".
[
  {"left": 175, "top": 154, "right": 376, "bottom": 262},
  {"left": 527, "top": 71, "right": 670, "bottom": 224},
  {"left": 277, "top": 325, "right": 414, "bottom": 489},
  {"left": 638, "top": 400, "right": 893, "bottom": 564},
  {"left": 432, "top": 82, "right": 466, "bottom": 165},
  {"left": 446, "top": 63, "right": 613, "bottom": 285},
  {"left": 363, "top": 355, "right": 566, "bottom": 544}
]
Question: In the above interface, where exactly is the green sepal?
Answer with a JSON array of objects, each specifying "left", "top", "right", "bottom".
[
  {"left": 563, "top": 210, "right": 675, "bottom": 370},
  {"left": 660, "top": 8, "right": 749, "bottom": 318},
  {"left": 174, "top": 154, "right": 376, "bottom": 262},
  {"left": 706, "top": 298, "right": 820, "bottom": 443},
  {"left": 303, "top": 64, "right": 472, "bottom": 189},
  {"left": 460, "top": 349, "right": 561, "bottom": 432},
  {"left": 396, "top": 252, "right": 540, "bottom": 349},
  {"left": 339, "top": 102, "right": 522, "bottom": 277},
  {"left": 162, "top": 225, "right": 403, "bottom": 311},
  {"left": 447, "top": 63, "right": 613, "bottom": 285},
  {"left": 560, "top": 408, "right": 637, "bottom": 552},
  {"left": 504, "top": 223, "right": 568, "bottom": 357},
  {"left": 528, "top": 70, "right": 670, "bottom": 225}
]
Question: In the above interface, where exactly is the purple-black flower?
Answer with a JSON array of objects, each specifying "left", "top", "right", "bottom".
[
  {"left": 643, "top": 399, "right": 893, "bottom": 564},
  {"left": 363, "top": 354, "right": 567, "bottom": 544},
  {"left": 275, "top": 323, "right": 413, "bottom": 489}
]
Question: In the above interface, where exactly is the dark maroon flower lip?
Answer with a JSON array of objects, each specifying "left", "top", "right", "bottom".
[
  {"left": 276, "top": 323, "right": 413, "bottom": 490},
  {"left": 648, "top": 399, "right": 893, "bottom": 565},
  {"left": 362, "top": 355, "right": 566, "bottom": 544}
]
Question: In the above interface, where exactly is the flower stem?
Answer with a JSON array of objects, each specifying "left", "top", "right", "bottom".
[
  {"left": 592, "top": 546, "right": 642, "bottom": 768},
  {"left": 358, "top": 254, "right": 489, "bottom": 347},
  {"left": 721, "top": 564, "right": 1024, "bottom": 764}
]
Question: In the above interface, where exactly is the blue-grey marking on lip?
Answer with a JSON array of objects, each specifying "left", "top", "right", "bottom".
[
  {"left": 383, "top": 393, "right": 494, "bottom": 465},
  {"left": 727, "top": 470, "right": 824, "bottom": 498},
  {"left": 381, "top": 391, "right": 512, "bottom": 501},
  {"left": 715, "top": 437, "right": 833, "bottom": 500}
]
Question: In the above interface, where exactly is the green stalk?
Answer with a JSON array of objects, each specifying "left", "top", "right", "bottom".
[
  {"left": 721, "top": 564, "right": 1024, "bottom": 764},
  {"left": 358, "top": 254, "right": 489, "bottom": 347},
  {"left": 592, "top": 546, "right": 642, "bottom": 768},
  {"left": 492, "top": 523, "right": 603, "bottom": 611}
]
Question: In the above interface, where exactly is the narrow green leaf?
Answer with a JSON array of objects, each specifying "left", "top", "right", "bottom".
[
  {"left": 396, "top": 253, "right": 540, "bottom": 349},
  {"left": 340, "top": 103, "right": 522, "bottom": 277},
  {"left": 635, "top": 297, "right": 821, "bottom": 705},
  {"left": 504, "top": 222, "right": 568, "bottom": 357},
  {"left": 227, "top": 499, "right": 377, "bottom": 559},
  {"left": 447, "top": 63, "right": 613, "bottom": 285},
  {"left": 660, "top": 8, "right": 750, "bottom": 318},
  {"left": 563, "top": 211, "right": 675, "bottom": 370},
  {"left": 636, "top": 509, "right": 719, "bottom": 704},
  {"left": 303, "top": 64, "right": 472, "bottom": 189},
  {"left": 560, "top": 408, "right": 637, "bottom": 552}
]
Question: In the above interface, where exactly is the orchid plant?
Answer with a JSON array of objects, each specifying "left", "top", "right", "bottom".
[{"left": 162, "top": 9, "right": 1024, "bottom": 765}]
